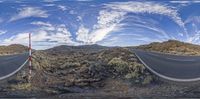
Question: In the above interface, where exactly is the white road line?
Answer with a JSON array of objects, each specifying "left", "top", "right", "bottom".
[
  {"left": 134, "top": 51, "right": 200, "bottom": 82},
  {"left": 148, "top": 52, "right": 195, "bottom": 61},
  {"left": 0, "top": 59, "right": 28, "bottom": 80},
  {"left": 165, "top": 57, "right": 195, "bottom": 61}
]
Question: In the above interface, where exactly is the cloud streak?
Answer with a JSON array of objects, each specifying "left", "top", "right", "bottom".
[
  {"left": 10, "top": 7, "right": 48, "bottom": 22},
  {"left": 2, "top": 21, "right": 75, "bottom": 49},
  {"left": 76, "top": 1, "right": 186, "bottom": 44},
  {"left": 0, "top": 30, "right": 7, "bottom": 35}
]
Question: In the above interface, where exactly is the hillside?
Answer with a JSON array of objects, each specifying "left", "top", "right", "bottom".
[
  {"left": 136, "top": 40, "right": 200, "bottom": 55},
  {"left": 46, "top": 44, "right": 108, "bottom": 54},
  {"left": 0, "top": 44, "right": 29, "bottom": 55}
]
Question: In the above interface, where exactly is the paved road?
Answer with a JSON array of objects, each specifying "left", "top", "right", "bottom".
[
  {"left": 133, "top": 49, "right": 200, "bottom": 82},
  {"left": 0, "top": 53, "right": 29, "bottom": 80}
]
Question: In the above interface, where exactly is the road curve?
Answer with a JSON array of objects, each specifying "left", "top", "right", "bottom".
[
  {"left": 133, "top": 49, "right": 200, "bottom": 82},
  {"left": 0, "top": 53, "right": 29, "bottom": 80}
]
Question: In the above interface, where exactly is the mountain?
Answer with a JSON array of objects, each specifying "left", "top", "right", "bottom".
[
  {"left": 136, "top": 40, "right": 200, "bottom": 55},
  {"left": 0, "top": 44, "right": 29, "bottom": 55},
  {"left": 45, "top": 44, "right": 109, "bottom": 53}
]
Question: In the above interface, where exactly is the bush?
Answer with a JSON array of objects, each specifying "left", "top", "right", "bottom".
[
  {"left": 108, "top": 57, "right": 129, "bottom": 74},
  {"left": 125, "top": 72, "right": 139, "bottom": 79},
  {"left": 11, "top": 83, "right": 32, "bottom": 90},
  {"left": 142, "top": 75, "right": 152, "bottom": 85}
]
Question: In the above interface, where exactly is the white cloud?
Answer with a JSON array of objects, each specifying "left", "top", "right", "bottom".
[
  {"left": 187, "top": 31, "right": 200, "bottom": 44},
  {"left": 104, "top": 1, "right": 184, "bottom": 27},
  {"left": 2, "top": 22, "right": 76, "bottom": 49},
  {"left": 76, "top": 10, "right": 125, "bottom": 44},
  {"left": 169, "top": 1, "right": 200, "bottom": 4},
  {"left": 44, "top": 4, "right": 55, "bottom": 7},
  {"left": 77, "top": 16, "right": 82, "bottom": 21},
  {"left": 31, "top": 21, "right": 52, "bottom": 27},
  {"left": 185, "top": 16, "right": 200, "bottom": 24},
  {"left": 69, "top": 0, "right": 93, "bottom": 1},
  {"left": 89, "top": 24, "right": 121, "bottom": 44},
  {"left": 3, "top": 1, "right": 193, "bottom": 49},
  {"left": 69, "top": 10, "right": 76, "bottom": 15},
  {"left": 100, "top": 34, "right": 161, "bottom": 47},
  {"left": 0, "top": 30, "right": 7, "bottom": 35},
  {"left": 43, "top": 0, "right": 60, "bottom": 2},
  {"left": 76, "top": 25, "right": 90, "bottom": 43},
  {"left": 88, "top": 10, "right": 126, "bottom": 43},
  {"left": 185, "top": 16, "right": 200, "bottom": 43},
  {"left": 76, "top": 1, "right": 185, "bottom": 44},
  {"left": 10, "top": 7, "right": 48, "bottom": 22},
  {"left": 58, "top": 5, "right": 67, "bottom": 11}
]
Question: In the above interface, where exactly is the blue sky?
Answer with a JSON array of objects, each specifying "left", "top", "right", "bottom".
[{"left": 0, "top": 0, "right": 200, "bottom": 49}]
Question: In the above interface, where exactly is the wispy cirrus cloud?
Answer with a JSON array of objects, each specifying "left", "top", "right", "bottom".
[
  {"left": 76, "top": 1, "right": 185, "bottom": 44},
  {"left": 104, "top": 1, "right": 184, "bottom": 27},
  {"left": 3, "top": 1, "right": 200, "bottom": 49},
  {"left": 57, "top": 5, "right": 68, "bottom": 11},
  {"left": 0, "top": 30, "right": 7, "bottom": 35},
  {"left": 43, "top": 0, "right": 60, "bottom": 3},
  {"left": 185, "top": 16, "right": 200, "bottom": 24},
  {"left": 69, "top": 0, "right": 93, "bottom": 1},
  {"left": 76, "top": 25, "right": 90, "bottom": 43},
  {"left": 185, "top": 16, "right": 200, "bottom": 44},
  {"left": 10, "top": 7, "right": 48, "bottom": 22},
  {"left": 2, "top": 21, "right": 75, "bottom": 49},
  {"left": 31, "top": 21, "right": 52, "bottom": 27},
  {"left": 169, "top": 0, "right": 200, "bottom": 4}
]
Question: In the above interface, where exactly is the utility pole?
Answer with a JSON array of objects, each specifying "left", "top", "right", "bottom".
[{"left": 28, "top": 33, "right": 32, "bottom": 82}]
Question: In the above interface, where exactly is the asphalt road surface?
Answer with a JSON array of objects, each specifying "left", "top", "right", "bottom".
[
  {"left": 0, "top": 53, "right": 29, "bottom": 80},
  {"left": 133, "top": 49, "right": 200, "bottom": 82}
]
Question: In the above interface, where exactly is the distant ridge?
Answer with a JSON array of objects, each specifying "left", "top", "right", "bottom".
[
  {"left": 0, "top": 44, "right": 29, "bottom": 55},
  {"left": 46, "top": 44, "right": 108, "bottom": 52},
  {"left": 136, "top": 40, "right": 200, "bottom": 55}
]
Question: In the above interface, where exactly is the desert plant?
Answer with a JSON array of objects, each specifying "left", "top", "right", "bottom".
[
  {"left": 142, "top": 75, "right": 152, "bottom": 85},
  {"left": 11, "top": 83, "right": 32, "bottom": 90},
  {"left": 108, "top": 57, "right": 129, "bottom": 74}
]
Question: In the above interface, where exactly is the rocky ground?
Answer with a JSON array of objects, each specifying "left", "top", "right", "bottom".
[{"left": 1, "top": 40, "right": 200, "bottom": 98}]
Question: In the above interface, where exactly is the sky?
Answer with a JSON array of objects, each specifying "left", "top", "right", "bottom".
[{"left": 0, "top": 0, "right": 200, "bottom": 49}]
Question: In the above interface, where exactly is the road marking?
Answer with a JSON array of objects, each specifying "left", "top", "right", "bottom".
[
  {"left": 0, "top": 58, "right": 28, "bottom": 80},
  {"left": 134, "top": 51, "right": 200, "bottom": 82},
  {"left": 148, "top": 52, "right": 195, "bottom": 61},
  {"left": 165, "top": 57, "right": 195, "bottom": 61}
]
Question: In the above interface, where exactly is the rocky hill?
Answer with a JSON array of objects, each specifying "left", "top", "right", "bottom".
[
  {"left": 0, "top": 44, "right": 29, "bottom": 55},
  {"left": 136, "top": 40, "right": 200, "bottom": 55},
  {"left": 46, "top": 44, "right": 108, "bottom": 54}
]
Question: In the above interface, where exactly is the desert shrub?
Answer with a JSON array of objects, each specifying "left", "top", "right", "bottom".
[
  {"left": 129, "top": 62, "right": 145, "bottom": 72},
  {"left": 125, "top": 62, "right": 153, "bottom": 85},
  {"left": 125, "top": 72, "right": 139, "bottom": 79},
  {"left": 108, "top": 57, "right": 129, "bottom": 74},
  {"left": 11, "top": 83, "right": 32, "bottom": 90},
  {"left": 142, "top": 75, "right": 152, "bottom": 85},
  {"left": 59, "top": 62, "right": 81, "bottom": 69}
]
